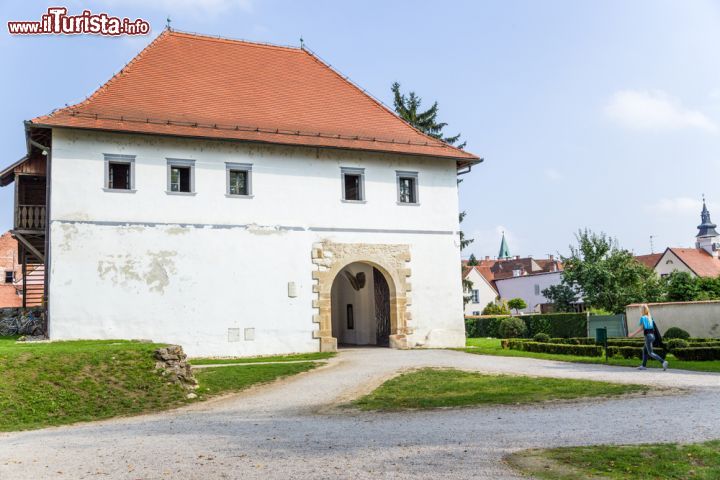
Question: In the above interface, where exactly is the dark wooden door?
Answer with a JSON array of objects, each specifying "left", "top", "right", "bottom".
[{"left": 373, "top": 267, "right": 390, "bottom": 346}]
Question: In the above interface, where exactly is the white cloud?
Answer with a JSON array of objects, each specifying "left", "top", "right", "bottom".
[
  {"left": 98, "top": 0, "right": 254, "bottom": 15},
  {"left": 604, "top": 89, "right": 718, "bottom": 133}
]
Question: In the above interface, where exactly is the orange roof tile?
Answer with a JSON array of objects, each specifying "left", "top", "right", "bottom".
[
  {"left": 635, "top": 253, "right": 662, "bottom": 269},
  {"left": 668, "top": 248, "right": 720, "bottom": 278},
  {"left": 30, "top": 30, "right": 479, "bottom": 163}
]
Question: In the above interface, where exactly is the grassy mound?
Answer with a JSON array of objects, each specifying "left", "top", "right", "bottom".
[{"left": 354, "top": 368, "right": 647, "bottom": 411}]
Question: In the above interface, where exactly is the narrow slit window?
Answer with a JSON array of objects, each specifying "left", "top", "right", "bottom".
[
  {"left": 397, "top": 171, "right": 419, "bottom": 204},
  {"left": 341, "top": 167, "right": 365, "bottom": 201},
  {"left": 226, "top": 163, "right": 253, "bottom": 197}
]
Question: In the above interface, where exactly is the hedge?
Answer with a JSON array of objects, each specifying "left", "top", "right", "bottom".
[
  {"left": 507, "top": 340, "right": 603, "bottom": 357},
  {"left": 465, "top": 313, "right": 587, "bottom": 338},
  {"left": 672, "top": 347, "right": 720, "bottom": 361},
  {"left": 607, "top": 346, "right": 667, "bottom": 360}
]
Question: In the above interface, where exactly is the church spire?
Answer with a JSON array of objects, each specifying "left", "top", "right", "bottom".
[
  {"left": 498, "top": 231, "right": 511, "bottom": 260},
  {"left": 697, "top": 196, "right": 719, "bottom": 238}
]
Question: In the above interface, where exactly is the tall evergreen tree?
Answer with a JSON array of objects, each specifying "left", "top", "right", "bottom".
[
  {"left": 391, "top": 82, "right": 466, "bottom": 148},
  {"left": 467, "top": 253, "right": 479, "bottom": 266}
]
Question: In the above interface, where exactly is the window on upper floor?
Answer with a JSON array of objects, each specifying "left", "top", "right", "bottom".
[
  {"left": 4, "top": 271, "right": 13, "bottom": 284},
  {"left": 104, "top": 154, "right": 135, "bottom": 192},
  {"left": 341, "top": 167, "right": 365, "bottom": 202},
  {"left": 534, "top": 284, "right": 540, "bottom": 295},
  {"left": 167, "top": 159, "right": 195, "bottom": 194},
  {"left": 396, "top": 171, "right": 419, "bottom": 204},
  {"left": 471, "top": 289, "right": 479, "bottom": 303},
  {"left": 226, "top": 163, "right": 253, "bottom": 197}
]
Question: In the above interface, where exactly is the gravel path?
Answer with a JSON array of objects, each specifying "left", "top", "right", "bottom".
[{"left": 1, "top": 348, "right": 718, "bottom": 479}]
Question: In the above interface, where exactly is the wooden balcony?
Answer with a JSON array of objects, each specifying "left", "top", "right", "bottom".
[{"left": 15, "top": 205, "right": 46, "bottom": 232}]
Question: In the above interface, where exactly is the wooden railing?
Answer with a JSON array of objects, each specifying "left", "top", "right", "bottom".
[{"left": 15, "top": 205, "right": 46, "bottom": 231}]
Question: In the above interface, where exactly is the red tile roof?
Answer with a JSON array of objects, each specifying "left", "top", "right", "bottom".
[
  {"left": 635, "top": 253, "right": 662, "bottom": 269},
  {"left": 30, "top": 30, "right": 479, "bottom": 163},
  {"left": 668, "top": 248, "right": 720, "bottom": 278}
]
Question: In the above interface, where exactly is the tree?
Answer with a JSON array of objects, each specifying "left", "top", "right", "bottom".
[
  {"left": 391, "top": 82, "right": 465, "bottom": 147},
  {"left": 541, "top": 284, "right": 580, "bottom": 312},
  {"left": 560, "top": 229, "right": 663, "bottom": 314},
  {"left": 467, "top": 253, "right": 479, "bottom": 266},
  {"left": 507, "top": 298, "right": 528, "bottom": 314},
  {"left": 664, "top": 271, "right": 700, "bottom": 302},
  {"left": 482, "top": 301, "right": 510, "bottom": 315}
]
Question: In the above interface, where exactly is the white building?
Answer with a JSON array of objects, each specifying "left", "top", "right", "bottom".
[
  {"left": 494, "top": 271, "right": 564, "bottom": 314},
  {"left": 463, "top": 265, "right": 499, "bottom": 316},
  {"left": 0, "top": 30, "right": 481, "bottom": 356}
]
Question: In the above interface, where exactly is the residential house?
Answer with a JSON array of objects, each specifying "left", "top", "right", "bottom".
[
  {"left": 636, "top": 199, "right": 720, "bottom": 278},
  {"left": 0, "top": 30, "right": 481, "bottom": 356},
  {"left": 462, "top": 265, "right": 498, "bottom": 316}
]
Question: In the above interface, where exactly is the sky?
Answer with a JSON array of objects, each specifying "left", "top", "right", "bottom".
[{"left": 1, "top": 0, "right": 719, "bottom": 260}]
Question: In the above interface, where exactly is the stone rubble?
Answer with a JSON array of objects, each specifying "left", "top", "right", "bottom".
[{"left": 153, "top": 345, "right": 199, "bottom": 391}]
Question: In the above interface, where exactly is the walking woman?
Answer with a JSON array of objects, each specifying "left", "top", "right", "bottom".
[{"left": 629, "top": 304, "right": 669, "bottom": 370}]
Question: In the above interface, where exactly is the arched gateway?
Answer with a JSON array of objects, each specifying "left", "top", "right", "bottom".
[{"left": 311, "top": 241, "right": 412, "bottom": 351}]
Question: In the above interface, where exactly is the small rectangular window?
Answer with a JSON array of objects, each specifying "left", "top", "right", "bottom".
[
  {"left": 471, "top": 289, "right": 479, "bottom": 303},
  {"left": 167, "top": 159, "right": 195, "bottom": 194},
  {"left": 346, "top": 304, "right": 354, "bottom": 329},
  {"left": 4, "top": 271, "right": 13, "bottom": 284},
  {"left": 396, "top": 171, "right": 419, "bottom": 204},
  {"left": 104, "top": 154, "right": 135, "bottom": 191},
  {"left": 226, "top": 163, "right": 253, "bottom": 197},
  {"left": 534, "top": 284, "right": 540, "bottom": 295},
  {"left": 341, "top": 167, "right": 365, "bottom": 202}
]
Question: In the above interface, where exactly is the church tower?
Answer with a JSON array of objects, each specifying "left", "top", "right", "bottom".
[
  {"left": 498, "top": 232, "right": 511, "bottom": 260},
  {"left": 696, "top": 197, "right": 719, "bottom": 257}
]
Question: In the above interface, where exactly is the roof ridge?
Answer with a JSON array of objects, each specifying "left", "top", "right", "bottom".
[
  {"left": 41, "top": 29, "right": 171, "bottom": 121},
  {"left": 167, "top": 29, "right": 302, "bottom": 52},
  {"left": 300, "top": 47, "right": 472, "bottom": 156}
]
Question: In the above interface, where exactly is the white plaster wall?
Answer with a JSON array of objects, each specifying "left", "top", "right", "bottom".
[
  {"left": 495, "top": 272, "right": 563, "bottom": 314},
  {"left": 463, "top": 269, "right": 498, "bottom": 316},
  {"left": 627, "top": 301, "right": 720, "bottom": 338},
  {"left": 654, "top": 250, "right": 696, "bottom": 277},
  {"left": 47, "top": 129, "right": 466, "bottom": 356}
]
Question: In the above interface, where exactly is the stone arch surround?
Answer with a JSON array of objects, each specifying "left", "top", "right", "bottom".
[{"left": 311, "top": 241, "right": 411, "bottom": 352}]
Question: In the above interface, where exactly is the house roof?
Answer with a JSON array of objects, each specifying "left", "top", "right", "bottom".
[
  {"left": 667, "top": 248, "right": 720, "bottom": 278},
  {"left": 29, "top": 30, "right": 479, "bottom": 164},
  {"left": 635, "top": 253, "right": 662, "bottom": 269},
  {"left": 463, "top": 257, "right": 562, "bottom": 283}
]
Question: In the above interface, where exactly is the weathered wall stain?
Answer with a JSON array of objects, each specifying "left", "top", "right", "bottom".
[{"left": 97, "top": 250, "right": 177, "bottom": 293}]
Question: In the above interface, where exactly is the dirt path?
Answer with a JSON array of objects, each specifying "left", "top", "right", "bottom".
[{"left": 0, "top": 348, "right": 718, "bottom": 479}]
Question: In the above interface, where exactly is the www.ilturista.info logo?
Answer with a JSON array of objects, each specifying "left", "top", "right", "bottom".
[{"left": 7, "top": 7, "right": 150, "bottom": 36}]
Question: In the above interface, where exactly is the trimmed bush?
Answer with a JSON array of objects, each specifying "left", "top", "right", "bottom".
[
  {"left": 499, "top": 317, "right": 527, "bottom": 338},
  {"left": 665, "top": 339, "right": 689, "bottom": 352},
  {"left": 607, "top": 346, "right": 667, "bottom": 360},
  {"left": 510, "top": 341, "right": 603, "bottom": 357},
  {"left": 465, "top": 313, "right": 587, "bottom": 339},
  {"left": 533, "top": 333, "right": 551, "bottom": 343},
  {"left": 664, "top": 327, "right": 690, "bottom": 340},
  {"left": 548, "top": 337, "right": 596, "bottom": 345},
  {"left": 672, "top": 347, "right": 720, "bottom": 361}
]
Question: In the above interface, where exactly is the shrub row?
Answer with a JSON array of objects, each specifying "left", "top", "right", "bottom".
[
  {"left": 507, "top": 340, "right": 603, "bottom": 357},
  {"left": 672, "top": 347, "right": 720, "bottom": 361},
  {"left": 465, "top": 313, "right": 587, "bottom": 339},
  {"left": 607, "top": 346, "right": 667, "bottom": 360}
]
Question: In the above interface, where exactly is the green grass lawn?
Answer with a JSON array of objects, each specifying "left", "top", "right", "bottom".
[
  {"left": 191, "top": 351, "right": 335, "bottom": 365},
  {"left": 0, "top": 337, "right": 320, "bottom": 431},
  {"left": 465, "top": 338, "right": 720, "bottom": 373},
  {"left": 507, "top": 440, "right": 720, "bottom": 479},
  {"left": 353, "top": 368, "right": 647, "bottom": 411}
]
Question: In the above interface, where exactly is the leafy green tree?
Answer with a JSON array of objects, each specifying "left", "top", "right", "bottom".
[
  {"left": 541, "top": 284, "right": 580, "bottom": 312},
  {"left": 391, "top": 82, "right": 465, "bottom": 147},
  {"left": 507, "top": 298, "right": 528, "bottom": 314},
  {"left": 697, "top": 276, "right": 720, "bottom": 300},
  {"left": 560, "top": 229, "right": 664, "bottom": 314},
  {"left": 467, "top": 254, "right": 479, "bottom": 266},
  {"left": 664, "top": 271, "right": 700, "bottom": 301},
  {"left": 482, "top": 301, "right": 510, "bottom": 315}
]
